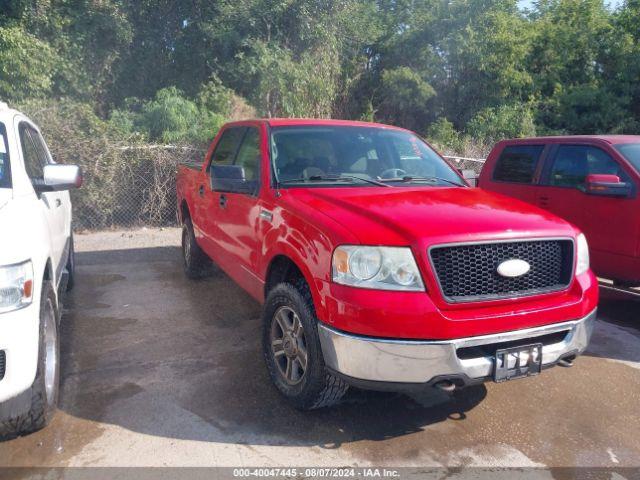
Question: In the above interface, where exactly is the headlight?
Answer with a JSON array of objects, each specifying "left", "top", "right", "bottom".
[
  {"left": 575, "top": 233, "right": 590, "bottom": 276},
  {"left": 0, "top": 260, "right": 34, "bottom": 313},
  {"left": 332, "top": 246, "right": 425, "bottom": 291}
]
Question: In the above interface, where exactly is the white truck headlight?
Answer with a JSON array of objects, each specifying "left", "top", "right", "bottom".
[
  {"left": 0, "top": 260, "right": 34, "bottom": 313},
  {"left": 332, "top": 246, "right": 425, "bottom": 291},
  {"left": 575, "top": 233, "right": 590, "bottom": 276}
]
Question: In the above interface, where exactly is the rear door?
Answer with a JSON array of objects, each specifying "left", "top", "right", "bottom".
[
  {"left": 538, "top": 143, "right": 638, "bottom": 259},
  {"left": 484, "top": 144, "right": 546, "bottom": 203}
]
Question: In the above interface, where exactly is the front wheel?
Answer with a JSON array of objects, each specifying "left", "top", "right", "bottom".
[
  {"left": 0, "top": 281, "right": 60, "bottom": 439},
  {"left": 262, "top": 281, "right": 348, "bottom": 410}
]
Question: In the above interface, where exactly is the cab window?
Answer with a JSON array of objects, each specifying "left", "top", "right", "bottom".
[
  {"left": 209, "top": 127, "right": 246, "bottom": 167},
  {"left": 549, "top": 145, "right": 630, "bottom": 189},
  {"left": 19, "top": 124, "right": 48, "bottom": 184},
  {"left": 493, "top": 145, "right": 544, "bottom": 184},
  {"left": 234, "top": 127, "right": 260, "bottom": 181}
]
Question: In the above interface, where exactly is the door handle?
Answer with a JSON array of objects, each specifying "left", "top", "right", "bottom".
[
  {"left": 55, "top": 198, "right": 62, "bottom": 208},
  {"left": 219, "top": 194, "right": 227, "bottom": 209},
  {"left": 259, "top": 209, "right": 273, "bottom": 222},
  {"left": 198, "top": 185, "right": 205, "bottom": 197}
]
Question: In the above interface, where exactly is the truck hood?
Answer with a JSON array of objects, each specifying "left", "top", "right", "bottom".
[{"left": 284, "top": 186, "right": 576, "bottom": 245}]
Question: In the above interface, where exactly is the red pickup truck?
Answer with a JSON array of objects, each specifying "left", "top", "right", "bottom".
[
  {"left": 478, "top": 136, "right": 640, "bottom": 286},
  {"left": 176, "top": 119, "right": 598, "bottom": 409}
]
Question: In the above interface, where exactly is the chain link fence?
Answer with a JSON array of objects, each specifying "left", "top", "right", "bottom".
[
  {"left": 443, "top": 156, "right": 486, "bottom": 186},
  {"left": 71, "top": 144, "right": 205, "bottom": 231},
  {"left": 68, "top": 146, "right": 486, "bottom": 231}
]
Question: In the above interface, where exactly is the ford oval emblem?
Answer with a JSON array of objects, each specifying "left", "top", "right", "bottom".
[{"left": 497, "top": 259, "right": 531, "bottom": 278}]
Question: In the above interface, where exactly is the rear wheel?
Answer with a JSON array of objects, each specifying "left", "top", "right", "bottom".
[
  {"left": 182, "top": 217, "right": 212, "bottom": 279},
  {"left": 0, "top": 281, "right": 60, "bottom": 439},
  {"left": 263, "top": 281, "right": 348, "bottom": 409}
]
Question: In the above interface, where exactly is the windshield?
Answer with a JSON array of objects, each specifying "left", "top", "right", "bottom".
[
  {"left": 615, "top": 144, "right": 640, "bottom": 173},
  {"left": 270, "top": 126, "right": 463, "bottom": 187},
  {"left": 0, "top": 123, "right": 10, "bottom": 188}
]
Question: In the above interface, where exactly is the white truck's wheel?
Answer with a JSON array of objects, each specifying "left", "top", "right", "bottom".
[{"left": 0, "top": 281, "right": 60, "bottom": 439}]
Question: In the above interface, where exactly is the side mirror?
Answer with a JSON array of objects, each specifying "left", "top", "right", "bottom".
[
  {"left": 585, "top": 174, "right": 632, "bottom": 197},
  {"left": 210, "top": 164, "right": 257, "bottom": 194},
  {"left": 39, "top": 164, "right": 83, "bottom": 192}
]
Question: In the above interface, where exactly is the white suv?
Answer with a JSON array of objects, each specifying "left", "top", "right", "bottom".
[{"left": 0, "top": 102, "right": 81, "bottom": 439}]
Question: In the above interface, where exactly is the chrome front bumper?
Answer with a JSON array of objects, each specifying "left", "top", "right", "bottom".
[{"left": 318, "top": 309, "right": 596, "bottom": 385}]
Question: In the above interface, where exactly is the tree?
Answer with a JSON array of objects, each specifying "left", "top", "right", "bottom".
[
  {"left": 377, "top": 67, "right": 436, "bottom": 130},
  {"left": 0, "top": 25, "right": 57, "bottom": 99}
]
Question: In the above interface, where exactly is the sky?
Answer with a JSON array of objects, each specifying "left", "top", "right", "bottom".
[{"left": 518, "top": 0, "right": 623, "bottom": 9}]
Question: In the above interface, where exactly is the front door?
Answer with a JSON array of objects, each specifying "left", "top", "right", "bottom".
[
  {"left": 196, "top": 126, "right": 247, "bottom": 260},
  {"left": 538, "top": 144, "right": 638, "bottom": 278},
  {"left": 535, "top": 144, "right": 586, "bottom": 228},
  {"left": 18, "top": 123, "right": 67, "bottom": 280},
  {"left": 213, "top": 126, "right": 263, "bottom": 298}
]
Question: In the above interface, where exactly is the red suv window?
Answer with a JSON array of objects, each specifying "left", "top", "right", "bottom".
[
  {"left": 493, "top": 145, "right": 544, "bottom": 184},
  {"left": 548, "top": 145, "right": 630, "bottom": 189}
]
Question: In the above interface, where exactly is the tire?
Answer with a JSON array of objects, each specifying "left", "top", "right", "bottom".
[
  {"left": 262, "top": 280, "right": 348, "bottom": 410},
  {"left": 182, "top": 217, "right": 212, "bottom": 279},
  {"left": 0, "top": 281, "right": 60, "bottom": 439},
  {"left": 65, "top": 233, "right": 76, "bottom": 292}
]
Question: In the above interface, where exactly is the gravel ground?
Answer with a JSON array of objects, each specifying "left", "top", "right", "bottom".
[{"left": 0, "top": 228, "right": 638, "bottom": 475}]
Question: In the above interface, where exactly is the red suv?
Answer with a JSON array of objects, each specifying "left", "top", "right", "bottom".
[
  {"left": 177, "top": 120, "right": 597, "bottom": 409},
  {"left": 479, "top": 136, "right": 640, "bottom": 286}
]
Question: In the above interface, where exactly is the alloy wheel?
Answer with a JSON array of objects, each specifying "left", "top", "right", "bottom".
[
  {"left": 270, "top": 306, "right": 308, "bottom": 385},
  {"left": 42, "top": 297, "right": 58, "bottom": 406}
]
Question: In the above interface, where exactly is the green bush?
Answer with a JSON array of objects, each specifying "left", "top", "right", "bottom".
[
  {"left": 466, "top": 104, "right": 536, "bottom": 144},
  {"left": 18, "top": 98, "right": 204, "bottom": 229},
  {"left": 426, "top": 118, "right": 462, "bottom": 152},
  {"left": 130, "top": 87, "right": 228, "bottom": 144}
]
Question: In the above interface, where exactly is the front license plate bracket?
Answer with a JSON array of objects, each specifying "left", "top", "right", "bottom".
[{"left": 494, "top": 343, "right": 543, "bottom": 383}]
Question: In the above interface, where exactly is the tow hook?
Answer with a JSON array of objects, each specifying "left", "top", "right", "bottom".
[
  {"left": 434, "top": 380, "right": 457, "bottom": 393},
  {"left": 558, "top": 356, "right": 575, "bottom": 368}
]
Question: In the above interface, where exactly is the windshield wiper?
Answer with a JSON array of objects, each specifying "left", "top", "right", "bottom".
[
  {"left": 280, "top": 175, "right": 392, "bottom": 187},
  {"left": 379, "top": 175, "right": 465, "bottom": 187}
]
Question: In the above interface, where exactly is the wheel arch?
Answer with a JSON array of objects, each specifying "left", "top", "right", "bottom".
[
  {"left": 41, "top": 257, "right": 59, "bottom": 312},
  {"left": 42, "top": 258, "right": 53, "bottom": 282},
  {"left": 179, "top": 199, "right": 191, "bottom": 224},
  {"left": 263, "top": 254, "right": 324, "bottom": 314},
  {"left": 265, "top": 255, "right": 307, "bottom": 296}
]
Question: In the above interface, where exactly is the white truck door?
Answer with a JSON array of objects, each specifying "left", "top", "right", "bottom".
[
  {"left": 17, "top": 123, "right": 67, "bottom": 283},
  {"left": 29, "top": 128, "right": 70, "bottom": 261}
]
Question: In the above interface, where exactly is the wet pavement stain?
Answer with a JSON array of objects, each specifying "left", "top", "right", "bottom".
[
  {"left": 79, "top": 273, "right": 126, "bottom": 289},
  {"left": 0, "top": 240, "right": 639, "bottom": 468}
]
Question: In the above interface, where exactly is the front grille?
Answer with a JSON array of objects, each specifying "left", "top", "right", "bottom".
[
  {"left": 0, "top": 350, "right": 5, "bottom": 380},
  {"left": 429, "top": 239, "right": 574, "bottom": 302}
]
